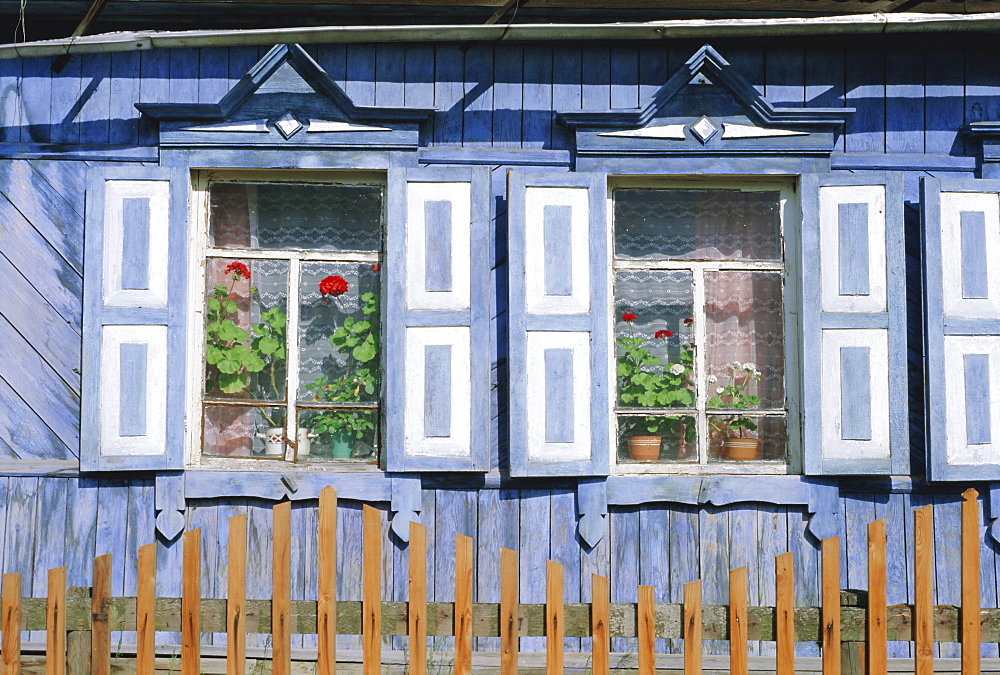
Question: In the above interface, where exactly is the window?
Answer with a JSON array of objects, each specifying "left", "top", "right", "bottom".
[
  {"left": 612, "top": 180, "right": 793, "bottom": 471},
  {"left": 193, "top": 171, "right": 384, "bottom": 464}
]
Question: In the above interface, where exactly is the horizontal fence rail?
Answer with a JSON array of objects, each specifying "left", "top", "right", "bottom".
[{"left": 0, "top": 487, "right": 991, "bottom": 675}]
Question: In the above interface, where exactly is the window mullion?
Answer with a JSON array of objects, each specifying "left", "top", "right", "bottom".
[
  {"left": 284, "top": 257, "right": 302, "bottom": 461},
  {"left": 693, "top": 266, "right": 707, "bottom": 465}
]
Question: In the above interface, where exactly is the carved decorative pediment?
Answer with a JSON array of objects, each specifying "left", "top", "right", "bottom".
[
  {"left": 136, "top": 44, "right": 434, "bottom": 150},
  {"left": 558, "top": 45, "right": 853, "bottom": 158}
]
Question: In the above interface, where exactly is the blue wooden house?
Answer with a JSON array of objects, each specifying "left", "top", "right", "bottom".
[{"left": 2, "top": 3, "right": 1000, "bottom": 659}]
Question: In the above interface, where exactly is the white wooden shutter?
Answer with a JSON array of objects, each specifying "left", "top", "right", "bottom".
[
  {"left": 81, "top": 166, "right": 188, "bottom": 471},
  {"left": 800, "top": 173, "right": 908, "bottom": 475},
  {"left": 384, "top": 167, "right": 491, "bottom": 472},
  {"left": 508, "top": 171, "right": 611, "bottom": 477}
]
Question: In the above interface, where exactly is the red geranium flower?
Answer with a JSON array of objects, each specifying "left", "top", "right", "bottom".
[
  {"left": 655, "top": 329, "right": 673, "bottom": 339},
  {"left": 319, "top": 275, "right": 349, "bottom": 297},
  {"left": 683, "top": 318, "right": 694, "bottom": 325},
  {"left": 372, "top": 264, "right": 381, "bottom": 272},
  {"left": 622, "top": 311, "right": 636, "bottom": 322},
  {"left": 224, "top": 261, "right": 250, "bottom": 280}
]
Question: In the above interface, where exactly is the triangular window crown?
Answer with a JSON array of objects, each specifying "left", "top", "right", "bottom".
[
  {"left": 136, "top": 44, "right": 434, "bottom": 149},
  {"left": 559, "top": 44, "right": 853, "bottom": 158}
]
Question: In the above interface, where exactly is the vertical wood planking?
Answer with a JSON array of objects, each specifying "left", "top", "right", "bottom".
[
  {"left": 683, "top": 579, "right": 701, "bottom": 675},
  {"left": 548, "top": 490, "right": 579, "bottom": 652},
  {"left": 775, "top": 552, "right": 794, "bottom": 675},
  {"left": 374, "top": 44, "right": 404, "bottom": 107},
  {"left": 463, "top": 45, "right": 493, "bottom": 147},
  {"left": 403, "top": 44, "right": 434, "bottom": 108},
  {"left": 609, "top": 45, "right": 638, "bottom": 109},
  {"left": 806, "top": 47, "right": 845, "bottom": 151},
  {"left": 637, "top": 585, "right": 654, "bottom": 675},
  {"left": 591, "top": 574, "right": 610, "bottom": 675},
  {"left": 961, "top": 489, "right": 980, "bottom": 675},
  {"left": 409, "top": 522, "right": 427, "bottom": 675},
  {"left": 336, "top": 503, "right": 361, "bottom": 652},
  {"left": 550, "top": 45, "right": 581, "bottom": 149},
  {"left": 729, "top": 567, "right": 748, "bottom": 675},
  {"left": 476, "top": 489, "right": 518, "bottom": 652},
  {"left": 346, "top": 44, "right": 376, "bottom": 106},
  {"left": 317, "top": 488, "right": 336, "bottom": 675},
  {"left": 91, "top": 554, "right": 111, "bottom": 675},
  {"left": 640, "top": 505, "right": 670, "bottom": 653},
  {"left": 765, "top": 48, "right": 805, "bottom": 106},
  {"left": 845, "top": 48, "right": 886, "bottom": 154},
  {"left": 519, "top": 490, "right": 550, "bottom": 652},
  {"left": 78, "top": 53, "right": 111, "bottom": 145},
  {"left": 455, "top": 534, "right": 474, "bottom": 675},
  {"left": 0, "top": 58, "right": 21, "bottom": 143},
  {"left": 19, "top": 57, "right": 50, "bottom": 143},
  {"left": 123, "top": 481, "right": 154, "bottom": 645},
  {"left": 493, "top": 44, "right": 522, "bottom": 149},
  {"left": 886, "top": 49, "right": 924, "bottom": 154},
  {"left": 934, "top": 495, "right": 962, "bottom": 658},
  {"left": 522, "top": 46, "right": 552, "bottom": 149},
  {"left": 868, "top": 519, "right": 887, "bottom": 674},
  {"left": 610, "top": 507, "right": 640, "bottom": 653},
  {"left": 182, "top": 529, "right": 201, "bottom": 675},
  {"left": 362, "top": 505, "right": 381, "bottom": 675},
  {"left": 756, "top": 506, "right": 787, "bottom": 657},
  {"left": 108, "top": 51, "right": 140, "bottom": 146},
  {"left": 4, "top": 476, "right": 37, "bottom": 625},
  {"left": 2, "top": 573, "right": 19, "bottom": 675},
  {"left": 964, "top": 48, "right": 1000, "bottom": 155},
  {"left": 138, "top": 48, "right": 169, "bottom": 145},
  {"left": 698, "top": 506, "right": 728, "bottom": 655},
  {"left": 186, "top": 501, "right": 217, "bottom": 648},
  {"left": 669, "top": 505, "right": 699, "bottom": 653},
  {"left": 581, "top": 46, "right": 610, "bottom": 110},
  {"left": 31, "top": 478, "right": 67, "bottom": 644},
  {"left": 914, "top": 504, "right": 934, "bottom": 675},
  {"left": 226, "top": 514, "right": 246, "bottom": 675},
  {"left": 137, "top": 544, "right": 155, "bottom": 675},
  {"left": 925, "top": 49, "right": 964, "bottom": 156},
  {"left": 728, "top": 506, "right": 759, "bottom": 656},
  {"left": 433, "top": 45, "right": 464, "bottom": 146},
  {"left": 788, "top": 508, "right": 820, "bottom": 657},
  {"left": 821, "top": 536, "right": 841, "bottom": 675},
  {"left": 546, "top": 560, "right": 564, "bottom": 674},
  {"left": 272, "top": 502, "right": 291, "bottom": 675},
  {"left": 49, "top": 55, "right": 82, "bottom": 144},
  {"left": 46, "top": 567, "right": 65, "bottom": 675},
  {"left": 500, "top": 547, "right": 518, "bottom": 675}
]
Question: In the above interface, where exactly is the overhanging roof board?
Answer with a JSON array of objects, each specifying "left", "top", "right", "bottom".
[{"left": 5, "top": 12, "right": 1000, "bottom": 59}]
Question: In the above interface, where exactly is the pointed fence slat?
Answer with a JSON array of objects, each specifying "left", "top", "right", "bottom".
[
  {"left": 409, "top": 522, "right": 427, "bottom": 675},
  {"left": 775, "top": 552, "right": 794, "bottom": 675},
  {"left": 362, "top": 505, "right": 381, "bottom": 675},
  {"left": 272, "top": 502, "right": 292, "bottom": 675},
  {"left": 455, "top": 534, "right": 474, "bottom": 675},
  {"left": 962, "top": 488, "right": 981, "bottom": 675},
  {"left": 729, "top": 567, "right": 747, "bottom": 675},
  {"left": 136, "top": 545, "right": 155, "bottom": 675},
  {"left": 182, "top": 529, "right": 201, "bottom": 675},
  {"left": 2, "top": 572, "right": 20, "bottom": 675},
  {"left": 683, "top": 579, "right": 701, "bottom": 675},
  {"left": 91, "top": 554, "right": 111, "bottom": 675},
  {"left": 867, "top": 519, "right": 887, "bottom": 675},
  {"left": 499, "top": 548, "right": 517, "bottom": 675},
  {"left": 46, "top": 567, "right": 66, "bottom": 675},
  {"left": 317, "top": 488, "right": 337, "bottom": 675},
  {"left": 227, "top": 515, "right": 246, "bottom": 675},
  {"left": 546, "top": 560, "right": 564, "bottom": 675},
  {"left": 637, "top": 585, "right": 655, "bottom": 675},
  {"left": 591, "top": 575, "right": 609, "bottom": 675},
  {"left": 914, "top": 504, "right": 934, "bottom": 675},
  {"left": 821, "top": 536, "right": 840, "bottom": 675}
]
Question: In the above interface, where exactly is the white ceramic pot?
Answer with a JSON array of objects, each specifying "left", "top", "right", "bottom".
[{"left": 256, "top": 427, "right": 317, "bottom": 457}]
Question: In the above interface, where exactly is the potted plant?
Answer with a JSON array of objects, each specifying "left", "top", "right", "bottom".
[
  {"left": 707, "top": 361, "right": 763, "bottom": 460},
  {"left": 616, "top": 311, "right": 695, "bottom": 460},
  {"left": 305, "top": 275, "right": 380, "bottom": 459}
]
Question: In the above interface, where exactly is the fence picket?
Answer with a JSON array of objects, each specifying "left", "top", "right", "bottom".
[
  {"left": 273, "top": 502, "right": 291, "bottom": 675},
  {"left": 46, "top": 567, "right": 66, "bottom": 675},
  {"left": 591, "top": 574, "right": 609, "bottom": 675},
  {"left": 136, "top": 545, "right": 155, "bottom": 675},
  {"left": 821, "top": 536, "right": 840, "bottom": 675},
  {"left": 362, "top": 505, "right": 381, "bottom": 675},
  {"left": 499, "top": 548, "right": 517, "bottom": 675},
  {"left": 729, "top": 567, "right": 747, "bottom": 675},
  {"left": 409, "top": 522, "right": 427, "bottom": 675},
  {"left": 683, "top": 579, "right": 701, "bottom": 675},
  {"left": 962, "top": 488, "right": 981, "bottom": 675},
  {"left": 91, "top": 555, "right": 111, "bottom": 675},
  {"left": 868, "top": 520, "right": 887, "bottom": 675},
  {"left": 455, "top": 534, "right": 474, "bottom": 675},
  {"left": 775, "top": 552, "right": 794, "bottom": 675},
  {"left": 227, "top": 515, "right": 246, "bottom": 675},
  {"left": 638, "top": 585, "right": 655, "bottom": 675},
  {"left": 546, "top": 560, "right": 564, "bottom": 675},
  {"left": 182, "top": 529, "right": 201, "bottom": 675},
  {"left": 317, "top": 487, "right": 337, "bottom": 675},
  {"left": 2, "top": 572, "right": 20, "bottom": 675},
  {"left": 914, "top": 504, "right": 934, "bottom": 675}
]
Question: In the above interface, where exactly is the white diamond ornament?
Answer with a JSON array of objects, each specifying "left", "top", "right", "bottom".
[
  {"left": 273, "top": 112, "right": 304, "bottom": 139},
  {"left": 690, "top": 116, "right": 719, "bottom": 144}
]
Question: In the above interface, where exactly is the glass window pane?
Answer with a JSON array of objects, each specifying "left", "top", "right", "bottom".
[
  {"left": 614, "top": 270, "right": 696, "bottom": 408},
  {"left": 617, "top": 415, "right": 697, "bottom": 463},
  {"left": 707, "top": 414, "right": 786, "bottom": 462},
  {"left": 614, "top": 189, "right": 782, "bottom": 260},
  {"left": 209, "top": 183, "right": 383, "bottom": 252},
  {"left": 203, "top": 405, "right": 285, "bottom": 457},
  {"left": 204, "top": 258, "right": 288, "bottom": 402},
  {"left": 298, "top": 409, "right": 378, "bottom": 462},
  {"left": 705, "top": 270, "right": 784, "bottom": 409},
  {"left": 298, "top": 262, "right": 381, "bottom": 403}
]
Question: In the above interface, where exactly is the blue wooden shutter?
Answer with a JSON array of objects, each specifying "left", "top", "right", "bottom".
[
  {"left": 81, "top": 166, "right": 189, "bottom": 471},
  {"left": 508, "top": 171, "right": 610, "bottom": 477},
  {"left": 384, "top": 167, "right": 491, "bottom": 472},
  {"left": 923, "top": 177, "right": 1000, "bottom": 480},
  {"left": 800, "top": 173, "right": 908, "bottom": 475}
]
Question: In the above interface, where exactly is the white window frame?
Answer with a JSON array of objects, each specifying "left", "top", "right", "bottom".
[
  {"left": 185, "top": 169, "right": 386, "bottom": 470},
  {"left": 609, "top": 176, "right": 802, "bottom": 475}
]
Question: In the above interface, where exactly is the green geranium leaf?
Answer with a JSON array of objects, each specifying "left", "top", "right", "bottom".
[
  {"left": 257, "top": 336, "right": 281, "bottom": 355},
  {"left": 218, "top": 372, "right": 247, "bottom": 393}
]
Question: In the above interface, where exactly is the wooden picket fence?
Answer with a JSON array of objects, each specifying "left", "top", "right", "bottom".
[{"left": 0, "top": 487, "right": 996, "bottom": 674}]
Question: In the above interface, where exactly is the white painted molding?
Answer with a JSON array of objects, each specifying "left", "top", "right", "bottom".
[
  {"left": 944, "top": 335, "right": 1000, "bottom": 466},
  {"left": 597, "top": 124, "right": 687, "bottom": 140},
  {"left": 721, "top": 123, "right": 808, "bottom": 139},
  {"left": 404, "top": 181, "right": 472, "bottom": 312},
  {"left": 941, "top": 191, "right": 1000, "bottom": 319},
  {"left": 819, "top": 184, "right": 888, "bottom": 313},
  {"left": 524, "top": 186, "right": 591, "bottom": 315},
  {"left": 181, "top": 120, "right": 270, "bottom": 132},
  {"left": 102, "top": 179, "right": 171, "bottom": 309},
  {"left": 307, "top": 120, "right": 392, "bottom": 133},
  {"left": 100, "top": 325, "right": 168, "bottom": 457},
  {"left": 525, "top": 331, "right": 592, "bottom": 462}
]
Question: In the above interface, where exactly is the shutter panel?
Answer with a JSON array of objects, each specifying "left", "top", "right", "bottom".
[
  {"left": 81, "top": 166, "right": 188, "bottom": 471},
  {"left": 384, "top": 167, "right": 491, "bottom": 472},
  {"left": 922, "top": 177, "right": 1000, "bottom": 480},
  {"left": 508, "top": 171, "right": 611, "bottom": 477},
  {"left": 800, "top": 173, "right": 908, "bottom": 475}
]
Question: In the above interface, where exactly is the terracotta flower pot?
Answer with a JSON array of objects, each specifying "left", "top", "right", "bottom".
[
  {"left": 628, "top": 436, "right": 662, "bottom": 461},
  {"left": 722, "top": 438, "right": 760, "bottom": 461}
]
